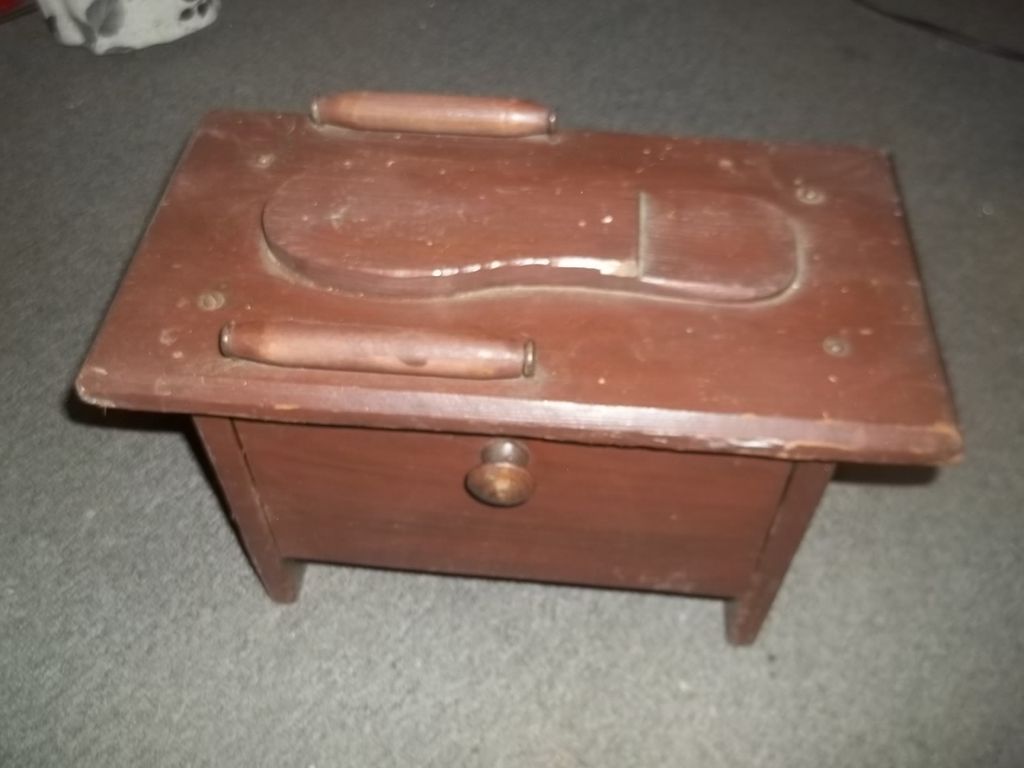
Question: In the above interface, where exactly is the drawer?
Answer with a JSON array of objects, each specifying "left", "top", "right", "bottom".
[{"left": 236, "top": 421, "right": 792, "bottom": 597}]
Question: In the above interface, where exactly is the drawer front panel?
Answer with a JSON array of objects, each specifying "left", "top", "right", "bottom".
[{"left": 236, "top": 421, "right": 791, "bottom": 597}]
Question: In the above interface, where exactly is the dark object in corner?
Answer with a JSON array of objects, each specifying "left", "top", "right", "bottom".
[
  {"left": 851, "top": 0, "right": 1024, "bottom": 62},
  {"left": 0, "top": 0, "right": 35, "bottom": 23}
]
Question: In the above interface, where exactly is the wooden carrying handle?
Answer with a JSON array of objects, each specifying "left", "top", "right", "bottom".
[
  {"left": 310, "top": 91, "right": 556, "bottom": 137},
  {"left": 220, "top": 320, "right": 536, "bottom": 380}
]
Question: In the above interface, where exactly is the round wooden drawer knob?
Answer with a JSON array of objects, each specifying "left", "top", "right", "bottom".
[{"left": 465, "top": 440, "right": 534, "bottom": 507}]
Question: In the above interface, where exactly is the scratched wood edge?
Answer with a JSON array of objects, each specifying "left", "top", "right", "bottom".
[
  {"left": 192, "top": 415, "right": 304, "bottom": 601},
  {"left": 724, "top": 461, "right": 835, "bottom": 645},
  {"left": 74, "top": 108, "right": 963, "bottom": 468},
  {"left": 79, "top": 372, "right": 962, "bottom": 466}
]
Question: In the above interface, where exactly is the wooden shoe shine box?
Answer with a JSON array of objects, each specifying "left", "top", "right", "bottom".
[{"left": 77, "top": 92, "right": 961, "bottom": 643}]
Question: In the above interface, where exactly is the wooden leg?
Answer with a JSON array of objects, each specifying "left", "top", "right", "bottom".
[
  {"left": 725, "top": 461, "right": 834, "bottom": 645},
  {"left": 193, "top": 416, "right": 304, "bottom": 602}
]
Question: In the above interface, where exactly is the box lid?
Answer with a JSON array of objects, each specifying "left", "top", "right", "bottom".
[{"left": 76, "top": 104, "right": 962, "bottom": 464}]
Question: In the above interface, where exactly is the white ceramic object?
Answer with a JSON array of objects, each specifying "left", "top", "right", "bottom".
[{"left": 36, "top": 0, "right": 219, "bottom": 54}]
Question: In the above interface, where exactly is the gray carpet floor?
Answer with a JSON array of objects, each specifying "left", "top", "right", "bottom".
[{"left": 2, "top": 1, "right": 1023, "bottom": 765}]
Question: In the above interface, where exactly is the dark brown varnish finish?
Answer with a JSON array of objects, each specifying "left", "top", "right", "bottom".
[
  {"left": 235, "top": 421, "right": 792, "bottom": 597},
  {"left": 193, "top": 416, "right": 304, "bottom": 601},
  {"left": 76, "top": 93, "right": 962, "bottom": 643}
]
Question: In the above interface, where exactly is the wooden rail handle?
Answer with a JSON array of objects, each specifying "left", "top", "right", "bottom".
[
  {"left": 310, "top": 91, "right": 556, "bottom": 137},
  {"left": 220, "top": 320, "right": 536, "bottom": 380}
]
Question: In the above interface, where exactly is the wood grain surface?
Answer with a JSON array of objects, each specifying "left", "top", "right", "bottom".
[
  {"left": 726, "top": 461, "right": 835, "bottom": 644},
  {"left": 263, "top": 176, "right": 800, "bottom": 301},
  {"left": 236, "top": 420, "right": 793, "bottom": 597},
  {"left": 193, "top": 416, "right": 304, "bottom": 602},
  {"left": 76, "top": 109, "right": 962, "bottom": 465}
]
